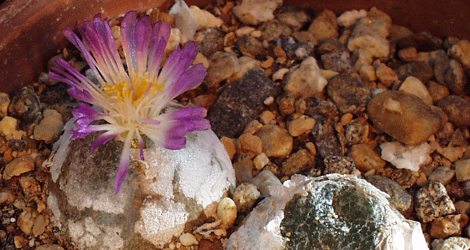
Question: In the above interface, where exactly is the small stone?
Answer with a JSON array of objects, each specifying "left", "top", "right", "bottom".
[
  {"left": 321, "top": 52, "right": 353, "bottom": 74},
  {"left": 323, "top": 155, "right": 355, "bottom": 175},
  {"left": 236, "top": 35, "right": 266, "bottom": 60},
  {"left": 3, "top": 155, "right": 35, "bottom": 180},
  {"left": 236, "top": 133, "right": 263, "bottom": 158},
  {"left": 308, "top": 9, "right": 338, "bottom": 41},
  {"left": 347, "top": 8, "right": 391, "bottom": 58},
  {"left": 179, "top": 233, "right": 198, "bottom": 246},
  {"left": 348, "top": 144, "right": 386, "bottom": 172},
  {"left": 455, "top": 159, "right": 470, "bottom": 182},
  {"left": 390, "top": 169, "right": 420, "bottom": 189},
  {"left": 189, "top": 5, "right": 223, "bottom": 30},
  {"left": 206, "top": 51, "right": 240, "bottom": 85},
  {"left": 438, "top": 95, "right": 470, "bottom": 127},
  {"left": 284, "top": 57, "right": 328, "bottom": 99},
  {"left": 287, "top": 116, "right": 316, "bottom": 137},
  {"left": 380, "top": 142, "right": 432, "bottom": 171},
  {"left": 233, "top": 156, "right": 254, "bottom": 184},
  {"left": 230, "top": 56, "right": 262, "bottom": 82},
  {"left": 359, "top": 65, "right": 377, "bottom": 82},
  {"left": 415, "top": 181, "right": 455, "bottom": 223},
  {"left": 432, "top": 237, "right": 470, "bottom": 250},
  {"left": 243, "top": 120, "right": 263, "bottom": 135},
  {"left": 253, "top": 153, "right": 269, "bottom": 170},
  {"left": 396, "top": 61, "right": 434, "bottom": 83},
  {"left": 337, "top": 9, "right": 367, "bottom": 27},
  {"left": 444, "top": 60, "right": 467, "bottom": 94},
  {"left": 448, "top": 39, "right": 470, "bottom": 69},
  {"left": 32, "top": 214, "right": 46, "bottom": 236},
  {"left": 259, "top": 20, "right": 291, "bottom": 42},
  {"left": 18, "top": 210, "right": 35, "bottom": 235},
  {"left": 366, "top": 175, "right": 413, "bottom": 216},
  {"left": 232, "top": 0, "right": 282, "bottom": 25},
  {"left": 259, "top": 110, "right": 275, "bottom": 125},
  {"left": 8, "top": 86, "right": 41, "bottom": 122},
  {"left": 430, "top": 214, "right": 469, "bottom": 239},
  {"left": 34, "top": 109, "right": 64, "bottom": 144},
  {"left": 344, "top": 117, "right": 369, "bottom": 146},
  {"left": 14, "top": 235, "right": 25, "bottom": 249},
  {"left": 436, "top": 146, "right": 466, "bottom": 162},
  {"left": 0, "top": 116, "right": 25, "bottom": 140},
  {"left": 304, "top": 97, "right": 340, "bottom": 120},
  {"left": 19, "top": 176, "right": 41, "bottom": 196},
  {"left": 35, "top": 244, "right": 65, "bottom": 250},
  {"left": 455, "top": 201, "right": 470, "bottom": 215},
  {"left": 327, "top": 74, "right": 370, "bottom": 114},
  {"left": 272, "top": 68, "right": 289, "bottom": 81},
  {"left": 0, "top": 92, "right": 10, "bottom": 119},
  {"left": 233, "top": 183, "right": 260, "bottom": 213},
  {"left": 194, "top": 28, "right": 225, "bottom": 57},
  {"left": 427, "top": 81, "right": 449, "bottom": 102},
  {"left": 311, "top": 116, "right": 343, "bottom": 157},
  {"left": 368, "top": 90, "right": 447, "bottom": 145},
  {"left": 220, "top": 137, "right": 236, "bottom": 160},
  {"left": 250, "top": 169, "right": 282, "bottom": 196},
  {"left": 398, "top": 47, "right": 419, "bottom": 61},
  {"left": 316, "top": 37, "right": 348, "bottom": 55},
  {"left": 255, "top": 125, "right": 293, "bottom": 158},
  {"left": 276, "top": 91, "right": 296, "bottom": 116},
  {"left": 428, "top": 166, "right": 456, "bottom": 185},
  {"left": 351, "top": 49, "right": 373, "bottom": 71},
  {"left": 275, "top": 5, "right": 311, "bottom": 31},
  {"left": 280, "top": 149, "right": 315, "bottom": 177},
  {"left": 399, "top": 76, "right": 433, "bottom": 105},
  {"left": 217, "top": 197, "right": 237, "bottom": 229},
  {"left": 375, "top": 63, "right": 398, "bottom": 87}
]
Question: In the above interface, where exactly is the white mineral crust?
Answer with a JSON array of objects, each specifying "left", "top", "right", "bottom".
[{"left": 380, "top": 141, "right": 432, "bottom": 171}]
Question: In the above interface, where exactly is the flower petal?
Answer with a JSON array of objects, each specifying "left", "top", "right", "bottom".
[
  {"left": 115, "top": 129, "right": 134, "bottom": 193},
  {"left": 90, "top": 131, "right": 118, "bottom": 152}
]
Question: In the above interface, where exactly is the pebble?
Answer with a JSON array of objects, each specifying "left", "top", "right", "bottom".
[
  {"left": 448, "top": 39, "right": 470, "bottom": 69},
  {"left": 455, "top": 201, "right": 470, "bottom": 215},
  {"left": 230, "top": 56, "right": 262, "bottom": 81},
  {"left": 396, "top": 61, "right": 434, "bottom": 83},
  {"left": 19, "top": 176, "right": 41, "bottom": 196},
  {"left": 311, "top": 116, "right": 343, "bottom": 157},
  {"left": 233, "top": 156, "right": 254, "bottom": 184},
  {"left": 375, "top": 63, "right": 398, "bottom": 87},
  {"left": 322, "top": 51, "right": 353, "bottom": 74},
  {"left": 253, "top": 153, "right": 269, "bottom": 170},
  {"left": 255, "top": 124, "right": 293, "bottom": 158},
  {"left": 259, "top": 20, "right": 291, "bottom": 42},
  {"left": 280, "top": 149, "right": 315, "bottom": 177},
  {"left": 35, "top": 244, "right": 65, "bottom": 250},
  {"left": 344, "top": 117, "right": 369, "bottom": 146},
  {"left": 444, "top": 60, "right": 467, "bottom": 94},
  {"left": 430, "top": 214, "right": 469, "bottom": 239},
  {"left": 232, "top": 183, "right": 260, "bottom": 213},
  {"left": 275, "top": 5, "right": 311, "bottom": 31},
  {"left": 220, "top": 137, "right": 236, "bottom": 160},
  {"left": 380, "top": 141, "right": 432, "bottom": 171},
  {"left": 193, "top": 27, "right": 225, "bottom": 57},
  {"left": 250, "top": 169, "right": 282, "bottom": 196},
  {"left": 284, "top": 57, "right": 327, "bottom": 99},
  {"left": 390, "top": 168, "right": 420, "bottom": 189},
  {"left": 415, "top": 181, "right": 455, "bottom": 223},
  {"left": 34, "top": 109, "right": 64, "bottom": 144},
  {"left": 432, "top": 237, "right": 470, "bottom": 250},
  {"left": 18, "top": 210, "right": 35, "bottom": 235},
  {"left": 3, "top": 155, "right": 35, "bottom": 180},
  {"left": 399, "top": 76, "right": 433, "bottom": 105},
  {"left": 236, "top": 35, "right": 266, "bottom": 60},
  {"left": 0, "top": 116, "right": 25, "bottom": 140},
  {"left": 8, "top": 86, "right": 41, "bottom": 122},
  {"left": 272, "top": 68, "right": 289, "bottom": 81},
  {"left": 427, "top": 81, "right": 450, "bottom": 102},
  {"left": 366, "top": 175, "right": 413, "bottom": 216},
  {"left": 232, "top": 0, "right": 282, "bottom": 25},
  {"left": 428, "top": 166, "right": 456, "bottom": 185},
  {"left": 276, "top": 92, "right": 296, "bottom": 116},
  {"left": 347, "top": 8, "right": 391, "bottom": 58},
  {"left": 206, "top": 51, "right": 240, "bottom": 85},
  {"left": 217, "top": 197, "right": 237, "bottom": 229},
  {"left": 32, "top": 214, "right": 46, "bottom": 236},
  {"left": 327, "top": 74, "right": 371, "bottom": 114},
  {"left": 0, "top": 92, "right": 10, "bottom": 119},
  {"left": 455, "top": 159, "right": 470, "bottom": 182},
  {"left": 259, "top": 110, "right": 275, "bottom": 125},
  {"left": 189, "top": 5, "right": 223, "bottom": 30},
  {"left": 323, "top": 155, "right": 355, "bottom": 175},
  {"left": 359, "top": 64, "right": 377, "bottom": 82},
  {"left": 179, "top": 233, "right": 198, "bottom": 246},
  {"left": 436, "top": 146, "right": 466, "bottom": 162},
  {"left": 236, "top": 133, "right": 263, "bottom": 159},
  {"left": 438, "top": 95, "right": 470, "bottom": 127},
  {"left": 287, "top": 116, "right": 316, "bottom": 137},
  {"left": 208, "top": 68, "right": 278, "bottom": 138},
  {"left": 348, "top": 144, "right": 386, "bottom": 171},
  {"left": 304, "top": 97, "right": 340, "bottom": 120},
  {"left": 398, "top": 47, "right": 419, "bottom": 61},
  {"left": 368, "top": 90, "right": 447, "bottom": 145},
  {"left": 307, "top": 9, "right": 338, "bottom": 41},
  {"left": 317, "top": 37, "right": 348, "bottom": 55},
  {"left": 337, "top": 9, "right": 367, "bottom": 27}
]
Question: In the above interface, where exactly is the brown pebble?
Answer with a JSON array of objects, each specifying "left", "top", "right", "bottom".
[
  {"left": 3, "top": 155, "right": 35, "bottom": 180},
  {"left": 430, "top": 214, "right": 469, "bottom": 239}
]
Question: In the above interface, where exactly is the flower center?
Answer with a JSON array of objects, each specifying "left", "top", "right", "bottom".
[{"left": 102, "top": 73, "right": 165, "bottom": 106}]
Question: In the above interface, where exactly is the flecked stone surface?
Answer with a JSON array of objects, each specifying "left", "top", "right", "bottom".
[
  {"left": 438, "top": 95, "right": 470, "bottom": 127},
  {"left": 348, "top": 144, "right": 386, "bottom": 172},
  {"left": 430, "top": 214, "right": 469, "bottom": 239},
  {"left": 415, "top": 181, "right": 455, "bottom": 223},
  {"left": 326, "top": 73, "right": 371, "bottom": 114},
  {"left": 284, "top": 56, "right": 327, "bottom": 99},
  {"left": 208, "top": 68, "right": 279, "bottom": 138},
  {"left": 368, "top": 90, "right": 447, "bottom": 145},
  {"left": 432, "top": 236, "right": 470, "bottom": 250},
  {"left": 255, "top": 124, "right": 293, "bottom": 158},
  {"left": 366, "top": 175, "right": 413, "bottom": 216}
]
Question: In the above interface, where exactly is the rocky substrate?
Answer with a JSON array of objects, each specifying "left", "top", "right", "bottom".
[{"left": 2, "top": 0, "right": 470, "bottom": 249}]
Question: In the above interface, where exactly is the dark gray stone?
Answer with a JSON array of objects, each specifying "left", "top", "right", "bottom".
[
  {"left": 193, "top": 27, "right": 225, "bottom": 57},
  {"left": 304, "top": 97, "right": 340, "bottom": 121},
  {"left": 311, "top": 116, "right": 344, "bottom": 157},
  {"left": 326, "top": 74, "right": 371, "bottom": 114}
]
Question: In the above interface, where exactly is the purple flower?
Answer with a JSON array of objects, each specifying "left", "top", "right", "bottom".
[{"left": 49, "top": 11, "right": 209, "bottom": 193}]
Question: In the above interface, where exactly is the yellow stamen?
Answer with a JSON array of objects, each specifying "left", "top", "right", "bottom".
[{"left": 102, "top": 72, "right": 165, "bottom": 106}]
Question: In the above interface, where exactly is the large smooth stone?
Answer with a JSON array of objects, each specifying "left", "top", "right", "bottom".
[
  {"left": 367, "top": 90, "right": 447, "bottom": 145},
  {"left": 47, "top": 120, "right": 235, "bottom": 250},
  {"left": 226, "top": 174, "right": 428, "bottom": 250}
]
